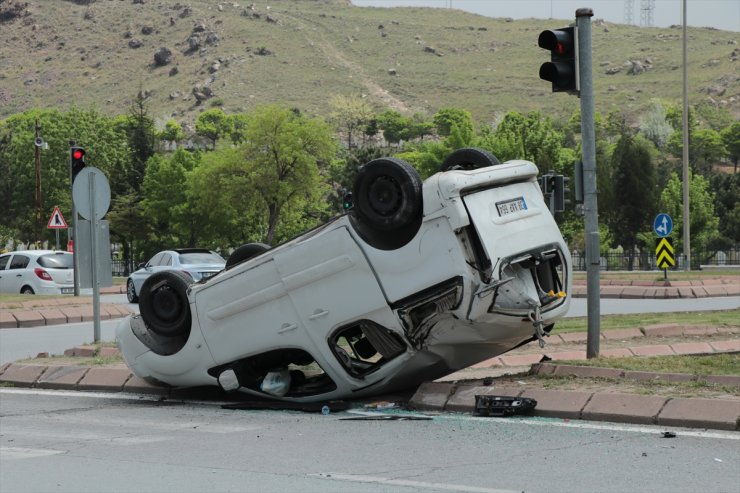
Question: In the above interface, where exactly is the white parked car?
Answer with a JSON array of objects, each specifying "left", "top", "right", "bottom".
[
  {"left": 126, "top": 249, "right": 225, "bottom": 303},
  {"left": 117, "top": 148, "right": 572, "bottom": 402},
  {"left": 0, "top": 250, "right": 74, "bottom": 295}
]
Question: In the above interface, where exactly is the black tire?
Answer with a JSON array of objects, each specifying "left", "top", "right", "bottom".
[
  {"left": 20, "top": 286, "right": 35, "bottom": 295},
  {"left": 351, "top": 157, "right": 423, "bottom": 250},
  {"left": 139, "top": 270, "right": 192, "bottom": 337},
  {"left": 226, "top": 243, "right": 271, "bottom": 270},
  {"left": 126, "top": 279, "right": 139, "bottom": 303},
  {"left": 439, "top": 147, "right": 500, "bottom": 172}
]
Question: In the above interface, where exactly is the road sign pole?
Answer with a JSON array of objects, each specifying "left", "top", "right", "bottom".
[
  {"left": 576, "top": 9, "right": 600, "bottom": 359},
  {"left": 70, "top": 141, "right": 80, "bottom": 297},
  {"left": 88, "top": 173, "right": 101, "bottom": 343}
]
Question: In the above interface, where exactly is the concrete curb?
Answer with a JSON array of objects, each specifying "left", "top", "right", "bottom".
[
  {"left": 409, "top": 380, "right": 740, "bottom": 431},
  {"left": 570, "top": 278, "right": 739, "bottom": 299},
  {"left": 0, "top": 303, "right": 132, "bottom": 329}
]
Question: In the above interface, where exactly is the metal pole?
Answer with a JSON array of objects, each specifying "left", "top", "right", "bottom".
[
  {"left": 35, "top": 120, "right": 42, "bottom": 244},
  {"left": 70, "top": 140, "right": 80, "bottom": 296},
  {"left": 89, "top": 173, "right": 101, "bottom": 343},
  {"left": 576, "top": 8, "right": 600, "bottom": 359},
  {"left": 681, "top": 0, "right": 691, "bottom": 271}
]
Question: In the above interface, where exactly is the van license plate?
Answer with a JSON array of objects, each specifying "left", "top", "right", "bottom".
[
  {"left": 61, "top": 287, "right": 74, "bottom": 294},
  {"left": 496, "top": 197, "right": 527, "bottom": 217}
]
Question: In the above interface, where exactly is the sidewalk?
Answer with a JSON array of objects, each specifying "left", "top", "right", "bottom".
[
  {"left": 571, "top": 277, "right": 739, "bottom": 299},
  {"left": 0, "top": 288, "right": 132, "bottom": 328}
]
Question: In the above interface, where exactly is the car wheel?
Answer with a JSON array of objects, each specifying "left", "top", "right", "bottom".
[
  {"left": 225, "top": 243, "right": 271, "bottom": 270},
  {"left": 126, "top": 279, "right": 139, "bottom": 303},
  {"left": 20, "top": 286, "right": 35, "bottom": 295},
  {"left": 351, "top": 157, "right": 423, "bottom": 250},
  {"left": 139, "top": 270, "right": 192, "bottom": 338},
  {"left": 439, "top": 147, "right": 500, "bottom": 172}
]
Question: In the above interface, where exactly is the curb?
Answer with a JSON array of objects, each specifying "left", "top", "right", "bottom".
[
  {"left": 409, "top": 379, "right": 740, "bottom": 431},
  {"left": 570, "top": 277, "right": 740, "bottom": 299},
  {"left": 0, "top": 303, "right": 132, "bottom": 329}
]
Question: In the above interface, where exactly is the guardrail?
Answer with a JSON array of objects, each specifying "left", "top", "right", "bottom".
[{"left": 570, "top": 249, "right": 740, "bottom": 271}]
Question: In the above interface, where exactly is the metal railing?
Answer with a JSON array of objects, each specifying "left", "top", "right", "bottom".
[{"left": 570, "top": 249, "right": 740, "bottom": 271}]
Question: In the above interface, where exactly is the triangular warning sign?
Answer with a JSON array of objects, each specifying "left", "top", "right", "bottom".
[{"left": 47, "top": 206, "right": 68, "bottom": 229}]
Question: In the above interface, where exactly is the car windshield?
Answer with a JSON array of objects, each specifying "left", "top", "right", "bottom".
[
  {"left": 38, "top": 253, "right": 73, "bottom": 269},
  {"left": 178, "top": 252, "right": 224, "bottom": 265}
]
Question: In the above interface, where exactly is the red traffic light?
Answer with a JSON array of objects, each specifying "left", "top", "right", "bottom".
[
  {"left": 72, "top": 149, "right": 84, "bottom": 160},
  {"left": 538, "top": 26, "right": 579, "bottom": 95}
]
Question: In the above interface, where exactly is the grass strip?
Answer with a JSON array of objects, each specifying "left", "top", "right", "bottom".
[{"left": 555, "top": 308, "right": 739, "bottom": 333}]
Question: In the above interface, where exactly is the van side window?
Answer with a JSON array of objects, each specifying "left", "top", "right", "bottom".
[{"left": 0, "top": 255, "right": 9, "bottom": 270}]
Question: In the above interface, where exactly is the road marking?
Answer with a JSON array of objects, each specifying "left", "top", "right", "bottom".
[
  {"left": 0, "top": 388, "right": 225, "bottom": 406},
  {"left": 442, "top": 415, "right": 740, "bottom": 441},
  {"left": 311, "top": 473, "right": 522, "bottom": 493},
  {"left": 1, "top": 447, "right": 66, "bottom": 460}
]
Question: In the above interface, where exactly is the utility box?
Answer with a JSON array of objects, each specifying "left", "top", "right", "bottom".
[{"left": 76, "top": 219, "right": 113, "bottom": 288}]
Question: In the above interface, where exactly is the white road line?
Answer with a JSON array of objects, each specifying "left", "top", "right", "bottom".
[
  {"left": 0, "top": 447, "right": 66, "bottom": 460},
  {"left": 441, "top": 414, "right": 740, "bottom": 440},
  {"left": 310, "top": 473, "right": 522, "bottom": 493},
  {"left": 0, "top": 388, "right": 226, "bottom": 406}
]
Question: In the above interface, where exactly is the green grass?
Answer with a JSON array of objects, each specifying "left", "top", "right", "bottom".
[
  {"left": 555, "top": 308, "right": 739, "bottom": 333},
  {"left": 555, "top": 353, "right": 740, "bottom": 376}
]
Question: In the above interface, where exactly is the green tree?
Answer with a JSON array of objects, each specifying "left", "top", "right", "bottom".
[
  {"left": 159, "top": 119, "right": 186, "bottom": 143},
  {"left": 240, "top": 105, "right": 337, "bottom": 244},
  {"left": 489, "top": 111, "right": 564, "bottom": 171},
  {"left": 329, "top": 95, "right": 373, "bottom": 149},
  {"left": 433, "top": 108, "right": 473, "bottom": 137},
  {"left": 141, "top": 150, "right": 202, "bottom": 249},
  {"left": 710, "top": 173, "right": 740, "bottom": 246},
  {"left": 660, "top": 171, "right": 720, "bottom": 256},
  {"left": 639, "top": 100, "right": 673, "bottom": 150},
  {"left": 721, "top": 121, "right": 740, "bottom": 172},
  {"left": 195, "top": 108, "right": 231, "bottom": 149},
  {"left": 609, "top": 133, "right": 658, "bottom": 267},
  {"left": 228, "top": 113, "right": 249, "bottom": 146},
  {"left": 377, "top": 110, "right": 413, "bottom": 145},
  {"left": 119, "top": 93, "right": 157, "bottom": 194},
  {"left": 0, "top": 108, "right": 130, "bottom": 243}
]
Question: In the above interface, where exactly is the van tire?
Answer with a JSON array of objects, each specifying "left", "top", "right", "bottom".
[
  {"left": 226, "top": 243, "right": 271, "bottom": 269},
  {"left": 352, "top": 157, "right": 423, "bottom": 250},
  {"left": 139, "top": 270, "right": 192, "bottom": 337},
  {"left": 440, "top": 147, "right": 500, "bottom": 172}
]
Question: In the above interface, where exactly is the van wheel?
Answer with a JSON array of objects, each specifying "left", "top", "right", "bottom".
[
  {"left": 139, "top": 270, "right": 192, "bottom": 337},
  {"left": 226, "top": 243, "right": 270, "bottom": 270},
  {"left": 20, "top": 286, "right": 35, "bottom": 295},
  {"left": 351, "top": 157, "right": 423, "bottom": 250},
  {"left": 440, "top": 147, "right": 500, "bottom": 172}
]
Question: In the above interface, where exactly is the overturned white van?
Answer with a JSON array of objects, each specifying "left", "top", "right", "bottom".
[{"left": 117, "top": 148, "right": 571, "bottom": 402}]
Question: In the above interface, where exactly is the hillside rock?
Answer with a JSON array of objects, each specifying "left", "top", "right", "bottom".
[
  {"left": 153, "top": 47, "right": 173, "bottom": 66},
  {"left": 128, "top": 38, "right": 143, "bottom": 48}
]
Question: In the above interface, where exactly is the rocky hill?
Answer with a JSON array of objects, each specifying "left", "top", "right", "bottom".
[{"left": 0, "top": 0, "right": 737, "bottom": 124}]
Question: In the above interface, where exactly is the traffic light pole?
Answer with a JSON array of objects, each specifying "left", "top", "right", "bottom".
[
  {"left": 70, "top": 141, "right": 80, "bottom": 296},
  {"left": 576, "top": 9, "right": 600, "bottom": 358}
]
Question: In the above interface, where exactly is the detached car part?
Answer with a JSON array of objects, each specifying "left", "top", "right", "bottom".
[{"left": 117, "top": 148, "right": 572, "bottom": 402}]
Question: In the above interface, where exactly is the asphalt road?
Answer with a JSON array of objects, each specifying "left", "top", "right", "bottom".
[{"left": 1, "top": 389, "right": 738, "bottom": 493}]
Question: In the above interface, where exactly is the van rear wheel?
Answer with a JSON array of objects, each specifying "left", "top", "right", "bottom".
[
  {"left": 440, "top": 147, "right": 500, "bottom": 172},
  {"left": 139, "top": 270, "right": 192, "bottom": 337},
  {"left": 351, "top": 157, "right": 423, "bottom": 250}
]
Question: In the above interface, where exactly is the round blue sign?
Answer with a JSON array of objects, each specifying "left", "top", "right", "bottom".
[{"left": 653, "top": 213, "right": 673, "bottom": 237}]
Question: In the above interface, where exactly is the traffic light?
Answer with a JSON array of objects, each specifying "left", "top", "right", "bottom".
[
  {"left": 341, "top": 189, "right": 353, "bottom": 211},
  {"left": 538, "top": 27, "right": 579, "bottom": 95},
  {"left": 552, "top": 175, "right": 571, "bottom": 212},
  {"left": 70, "top": 146, "right": 86, "bottom": 182}
]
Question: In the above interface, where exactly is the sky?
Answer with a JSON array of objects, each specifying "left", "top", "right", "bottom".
[{"left": 351, "top": 1, "right": 740, "bottom": 32}]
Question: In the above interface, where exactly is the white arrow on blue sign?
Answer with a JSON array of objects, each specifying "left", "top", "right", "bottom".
[{"left": 653, "top": 213, "right": 673, "bottom": 237}]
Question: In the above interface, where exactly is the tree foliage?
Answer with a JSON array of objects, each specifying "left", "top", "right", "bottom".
[
  {"left": 608, "top": 133, "right": 658, "bottom": 254},
  {"left": 659, "top": 171, "right": 720, "bottom": 254},
  {"left": 195, "top": 108, "right": 231, "bottom": 149}
]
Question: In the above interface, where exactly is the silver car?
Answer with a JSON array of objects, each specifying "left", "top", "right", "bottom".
[
  {"left": 126, "top": 249, "right": 225, "bottom": 303},
  {"left": 0, "top": 250, "right": 74, "bottom": 295}
]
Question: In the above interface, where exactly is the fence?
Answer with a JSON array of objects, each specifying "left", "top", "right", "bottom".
[{"left": 570, "top": 249, "right": 740, "bottom": 271}]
